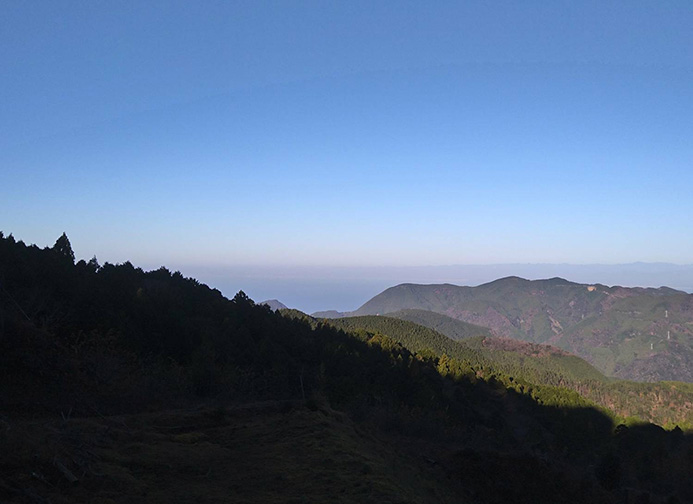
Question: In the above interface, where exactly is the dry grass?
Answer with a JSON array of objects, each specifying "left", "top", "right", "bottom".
[{"left": 0, "top": 402, "right": 468, "bottom": 504}]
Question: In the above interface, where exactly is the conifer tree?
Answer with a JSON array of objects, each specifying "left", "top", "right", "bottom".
[{"left": 52, "top": 232, "right": 75, "bottom": 263}]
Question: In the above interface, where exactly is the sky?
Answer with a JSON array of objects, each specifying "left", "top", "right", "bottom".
[{"left": 2, "top": 2, "right": 693, "bottom": 310}]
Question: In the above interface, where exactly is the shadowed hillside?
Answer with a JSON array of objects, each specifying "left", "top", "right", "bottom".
[
  {"left": 320, "top": 314, "right": 693, "bottom": 428},
  {"left": 2, "top": 233, "right": 693, "bottom": 503}
]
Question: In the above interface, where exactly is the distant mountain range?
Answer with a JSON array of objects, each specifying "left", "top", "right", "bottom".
[
  {"left": 311, "top": 309, "right": 348, "bottom": 318},
  {"left": 259, "top": 299, "right": 289, "bottom": 311},
  {"left": 179, "top": 262, "right": 693, "bottom": 315},
  {"left": 347, "top": 277, "right": 693, "bottom": 383}
]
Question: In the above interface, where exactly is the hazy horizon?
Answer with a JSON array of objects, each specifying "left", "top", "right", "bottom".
[
  {"left": 172, "top": 262, "right": 693, "bottom": 314},
  {"left": 8, "top": 228, "right": 693, "bottom": 312}
]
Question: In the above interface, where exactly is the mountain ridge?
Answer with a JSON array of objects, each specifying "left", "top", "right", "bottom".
[{"left": 352, "top": 277, "right": 693, "bottom": 382}]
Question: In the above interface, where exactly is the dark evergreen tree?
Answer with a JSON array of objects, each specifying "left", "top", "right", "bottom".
[{"left": 52, "top": 232, "right": 75, "bottom": 263}]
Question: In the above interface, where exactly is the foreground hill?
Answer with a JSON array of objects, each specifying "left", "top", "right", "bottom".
[
  {"left": 320, "top": 314, "right": 693, "bottom": 427},
  {"left": 385, "top": 308, "right": 493, "bottom": 340},
  {"left": 3, "top": 403, "right": 468, "bottom": 504},
  {"left": 353, "top": 277, "right": 693, "bottom": 382},
  {"left": 3, "top": 233, "right": 693, "bottom": 503},
  {"left": 323, "top": 315, "right": 606, "bottom": 383}
]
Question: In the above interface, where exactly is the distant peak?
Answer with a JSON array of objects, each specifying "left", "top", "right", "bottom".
[
  {"left": 499, "top": 276, "right": 530, "bottom": 282},
  {"left": 543, "top": 277, "right": 573, "bottom": 284},
  {"left": 480, "top": 276, "right": 529, "bottom": 286},
  {"left": 482, "top": 276, "right": 579, "bottom": 287},
  {"left": 259, "top": 299, "right": 288, "bottom": 311}
]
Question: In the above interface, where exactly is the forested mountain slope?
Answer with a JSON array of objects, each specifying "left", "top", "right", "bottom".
[
  {"left": 2, "top": 233, "right": 693, "bottom": 504},
  {"left": 323, "top": 315, "right": 605, "bottom": 382},
  {"left": 321, "top": 314, "right": 693, "bottom": 428},
  {"left": 385, "top": 308, "right": 493, "bottom": 340},
  {"left": 354, "top": 277, "right": 693, "bottom": 382}
]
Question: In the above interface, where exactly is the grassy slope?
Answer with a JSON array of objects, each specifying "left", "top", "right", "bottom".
[{"left": 1, "top": 403, "right": 465, "bottom": 504}]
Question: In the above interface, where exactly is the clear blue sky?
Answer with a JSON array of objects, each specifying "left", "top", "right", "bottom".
[{"left": 3, "top": 1, "right": 693, "bottom": 271}]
